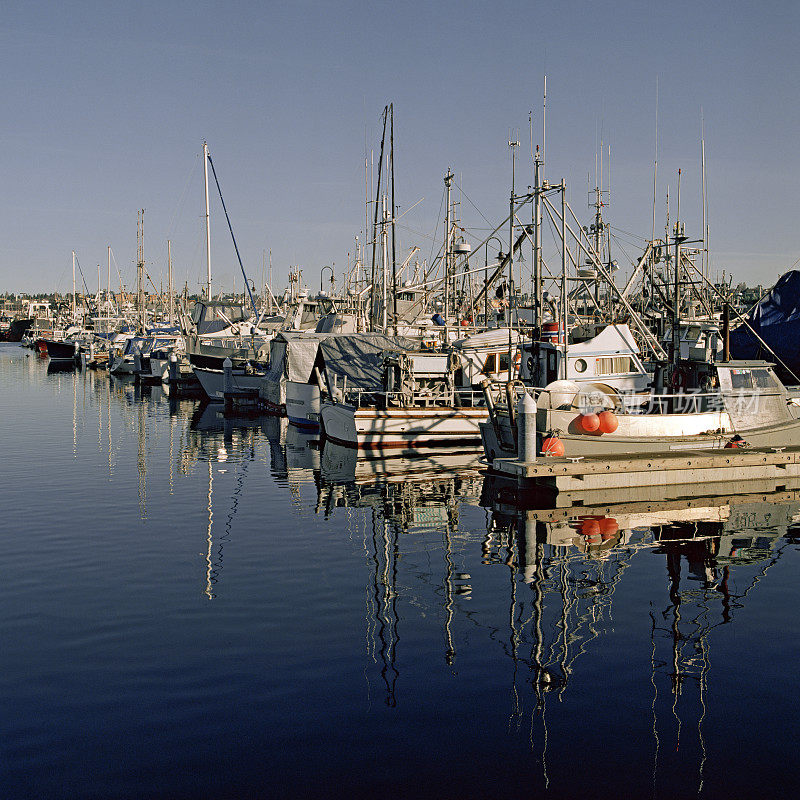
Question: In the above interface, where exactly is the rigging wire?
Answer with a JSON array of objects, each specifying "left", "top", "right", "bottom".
[{"left": 205, "top": 151, "right": 259, "bottom": 319}]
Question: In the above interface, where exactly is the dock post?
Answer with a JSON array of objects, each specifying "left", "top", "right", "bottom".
[
  {"left": 169, "top": 352, "right": 178, "bottom": 385},
  {"left": 517, "top": 391, "right": 537, "bottom": 463},
  {"left": 133, "top": 348, "right": 142, "bottom": 383},
  {"left": 223, "top": 357, "right": 233, "bottom": 413}
]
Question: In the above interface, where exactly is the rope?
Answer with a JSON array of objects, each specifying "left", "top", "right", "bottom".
[
  {"left": 73, "top": 254, "right": 90, "bottom": 296},
  {"left": 205, "top": 152, "right": 259, "bottom": 320}
]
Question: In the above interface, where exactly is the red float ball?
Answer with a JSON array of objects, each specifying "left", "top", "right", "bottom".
[
  {"left": 580, "top": 517, "right": 601, "bottom": 538},
  {"left": 541, "top": 436, "right": 565, "bottom": 457},
  {"left": 580, "top": 413, "right": 600, "bottom": 432},
  {"left": 597, "top": 410, "right": 619, "bottom": 433},
  {"left": 599, "top": 517, "right": 619, "bottom": 539}
]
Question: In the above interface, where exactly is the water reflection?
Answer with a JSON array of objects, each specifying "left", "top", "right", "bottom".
[
  {"left": 9, "top": 345, "right": 800, "bottom": 796},
  {"left": 482, "top": 483, "right": 800, "bottom": 793}
]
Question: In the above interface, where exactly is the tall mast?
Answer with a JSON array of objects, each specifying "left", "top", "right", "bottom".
[
  {"left": 137, "top": 209, "right": 145, "bottom": 332},
  {"left": 561, "top": 182, "right": 568, "bottom": 379},
  {"left": 107, "top": 246, "right": 111, "bottom": 311},
  {"left": 672, "top": 169, "right": 684, "bottom": 365},
  {"left": 71, "top": 250, "right": 76, "bottom": 321},
  {"left": 203, "top": 141, "right": 212, "bottom": 300},
  {"left": 381, "top": 196, "right": 389, "bottom": 331},
  {"left": 444, "top": 168, "right": 453, "bottom": 323},
  {"left": 509, "top": 136, "right": 519, "bottom": 328},
  {"left": 534, "top": 147, "right": 543, "bottom": 328},
  {"left": 168, "top": 239, "right": 174, "bottom": 326},
  {"left": 389, "top": 103, "right": 398, "bottom": 335},
  {"left": 701, "top": 114, "right": 708, "bottom": 289}
]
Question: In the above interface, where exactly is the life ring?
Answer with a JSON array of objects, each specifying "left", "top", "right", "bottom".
[
  {"left": 513, "top": 351, "right": 521, "bottom": 374},
  {"left": 671, "top": 368, "right": 686, "bottom": 390}
]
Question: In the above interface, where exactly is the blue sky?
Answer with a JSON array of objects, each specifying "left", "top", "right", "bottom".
[{"left": 1, "top": 0, "right": 798, "bottom": 296}]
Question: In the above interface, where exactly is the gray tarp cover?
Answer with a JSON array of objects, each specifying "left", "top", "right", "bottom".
[
  {"left": 261, "top": 332, "right": 333, "bottom": 406},
  {"left": 318, "top": 333, "right": 419, "bottom": 391}
]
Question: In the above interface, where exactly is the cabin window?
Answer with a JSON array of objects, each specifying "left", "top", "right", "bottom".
[
  {"left": 730, "top": 369, "right": 753, "bottom": 390},
  {"left": 595, "top": 356, "right": 632, "bottom": 375},
  {"left": 482, "top": 353, "right": 496, "bottom": 374},
  {"left": 499, "top": 353, "right": 510, "bottom": 372},
  {"left": 752, "top": 369, "right": 779, "bottom": 390}
]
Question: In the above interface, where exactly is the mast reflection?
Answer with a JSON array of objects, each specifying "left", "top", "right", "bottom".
[{"left": 483, "top": 481, "right": 800, "bottom": 793}]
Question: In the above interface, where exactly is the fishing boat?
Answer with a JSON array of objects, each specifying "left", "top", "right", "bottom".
[
  {"left": 481, "top": 357, "right": 800, "bottom": 463},
  {"left": 319, "top": 334, "right": 490, "bottom": 449}
]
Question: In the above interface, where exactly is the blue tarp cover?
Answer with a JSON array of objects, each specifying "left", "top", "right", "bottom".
[{"left": 730, "top": 270, "right": 800, "bottom": 376}]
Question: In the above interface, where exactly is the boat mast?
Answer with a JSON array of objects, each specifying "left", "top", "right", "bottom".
[
  {"left": 71, "top": 250, "right": 76, "bottom": 322},
  {"left": 107, "top": 246, "right": 111, "bottom": 314},
  {"left": 168, "top": 239, "right": 174, "bottom": 326},
  {"left": 672, "top": 169, "right": 684, "bottom": 366},
  {"left": 137, "top": 209, "right": 145, "bottom": 333},
  {"left": 509, "top": 136, "right": 519, "bottom": 328},
  {"left": 561, "top": 182, "right": 568, "bottom": 379},
  {"left": 381, "top": 195, "right": 389, "bottom": 331},
  {"left": 444, "top": 168, "right": 453, "bottom": 325},
  {"left": 533, "top": 147, "right": 543, "bottom": 329},
  {"left": 390, "top": 103, "right": 398, "bottom": 335},
  {"left": 203, "top": 141, "right": 212, "bottom": 300}
]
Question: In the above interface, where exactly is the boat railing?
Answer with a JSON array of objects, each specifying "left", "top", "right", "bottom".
[
  {"left": 340, "top": 386, "right": 486, "bottom": 409},
  {"left": 492, "top": 383, "right": 786, "bottom": 417}
]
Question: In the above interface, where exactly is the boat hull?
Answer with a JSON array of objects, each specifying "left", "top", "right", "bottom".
[
  {"left": 321, "top": 403, "right": 488, "bottom": 449},
  {"left": 193, "top": 365, "right": 264, "bottom": 401},
  {"left": 285, "top": 381, "right": 321, "bottom": 429},
  {"left": 44, "top": 339, "right": 79, "bottom": 362}
]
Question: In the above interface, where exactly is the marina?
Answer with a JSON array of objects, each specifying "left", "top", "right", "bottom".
[{"left": 3, "top": 3, "right": 800, "bottom": 796}]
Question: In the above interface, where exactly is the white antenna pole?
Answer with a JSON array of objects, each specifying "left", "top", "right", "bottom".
[
  {"left": 652, "top": 77, "right": 659, "bottom": 243},
  {"left": 202, "top": 141, "right": 212, "bottom": 300},
  {"left": 107, "top": 245, "right": 111, "bottom": 308},
  {"left": 542, "top": 75, "right": 547, "bottom": 165},
  {"left": 72, "top": 250, "right": 76, "bottom": 319},
  {"left": 168, "top": 239, "right": 174, "bottom": 326},
  {"left": 701, "top": 112, "right": 708, "bottom": 285}
]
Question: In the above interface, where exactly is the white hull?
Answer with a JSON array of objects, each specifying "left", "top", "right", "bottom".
[
  {"left": 321, "top": 402, "right": 488, "bottom": 449},
  {"left": 193, "top": 366, "right": 264, "bottom": 401},
  {"left": 285, "top": 381, "right": 321, "bottom": 429}
]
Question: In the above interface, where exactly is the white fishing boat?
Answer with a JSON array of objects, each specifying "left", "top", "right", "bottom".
[
  {"left": 482, "top": 358, "right": 800, "bottom": 462},
  {"left": 319, "top": 334, "right": 490, "bottom": 449}
]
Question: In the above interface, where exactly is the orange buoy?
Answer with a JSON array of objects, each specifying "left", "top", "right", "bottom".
[
  {"left": 597, "top": 410, "right": 618, "bottom": 433},
  {"left": 541, "top": 436, "right": 565, "bottom": 457},
  {"left": 579, "top": 517, "right": 601, "bottom": 537},
  {"left": 579, "top": 413, "right": 600, "bottom": 433},
  {"left": 599, "top": 517, "right": 619, "bottom": 539}
]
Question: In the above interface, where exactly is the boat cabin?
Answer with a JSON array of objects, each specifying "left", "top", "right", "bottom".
[{"left": 520, "top": 324, "right": 650, "bottom": 392}]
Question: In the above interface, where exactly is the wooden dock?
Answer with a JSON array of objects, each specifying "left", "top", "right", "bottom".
[{"left": 490, "top": 446, "right": 800, "bottom": 507}]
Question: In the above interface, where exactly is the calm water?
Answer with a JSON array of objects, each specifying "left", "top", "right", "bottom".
[{"left": 2, "top": 341, "right": 800, "bottom": 799}]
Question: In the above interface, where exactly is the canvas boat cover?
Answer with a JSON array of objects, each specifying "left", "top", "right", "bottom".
[
  {"left": 261, "top": 331, "right": 334, "bottom": 407},
  {"left": 730, "top": 271, "right": 800, "bottom": 379},
  {"left": 318, "top": 333, "right": 419, "bottom": 392}
]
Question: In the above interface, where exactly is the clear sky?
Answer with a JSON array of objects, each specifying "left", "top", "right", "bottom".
[{"left": 1, "top": 0, "right": 798, "bottom": 297}]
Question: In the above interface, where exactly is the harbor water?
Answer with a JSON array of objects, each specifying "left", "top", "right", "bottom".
[{"left": 2, "top": 341, "right": 799, "bottom": 799}]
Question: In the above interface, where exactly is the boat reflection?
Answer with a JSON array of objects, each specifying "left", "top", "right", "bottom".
[{"left": 481, "top": 481, "right": 800, "bottom": 793}]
